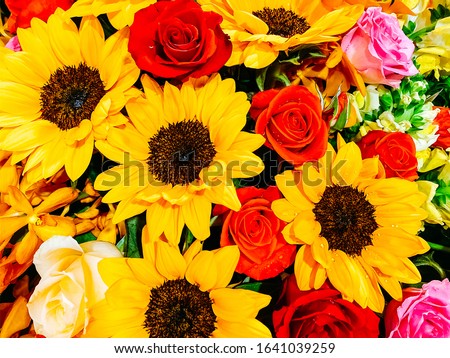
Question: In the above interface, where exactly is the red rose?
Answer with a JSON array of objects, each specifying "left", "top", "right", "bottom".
[
  {"left": 432, "top": 106, "right": 450, "bottom": 150},
  {"left": 212, "top": 186, "right": 296, "bottom": 281},
  {"left": 357, "top": 130, "right": 418, "bottom": 181},
  {"left": 273, "top": 275, "right": 380, "bottom": 338},
  {"left": 128, "top": 0, "right": 232, "bottom": 81},
  {"left": 5, "top": 0, "right": 74, "bottom": 33},
  {"left": 250, "top": 85, "right": 328, "bottom": 166}
]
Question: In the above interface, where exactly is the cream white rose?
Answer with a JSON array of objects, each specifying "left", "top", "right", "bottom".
[{"left": 27, "top": 236, "right": 122, "bottom": 337}]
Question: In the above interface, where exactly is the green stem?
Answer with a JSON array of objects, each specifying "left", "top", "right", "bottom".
[
  {"left": 409, "top": 23, "right": 437, "bottom": 42},
  {"left": 427, "top": 241, "right": 450, "bottom": 254}
]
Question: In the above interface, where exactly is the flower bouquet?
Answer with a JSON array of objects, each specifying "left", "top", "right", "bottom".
[{"left": 1, "top": 0, "right": 450, "bottom": 339}]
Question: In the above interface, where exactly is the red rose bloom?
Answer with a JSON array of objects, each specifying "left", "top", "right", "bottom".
[
  {"left": 432, "top": 106, "right": 450, "bottom": 150},
  {"left": 250, "top": 85, "right": 328, "bottom": 166},
  {"left": 357, "top": 130, "right": 418, "bottom": 180},
  {"left": 5, "top": 0, "right": 74, "bottom": 33},
  {"left": 273, "top": 275, "right": 380, "bottom": 338},
  {"left": 128, "top": 0, "right": 232, "bottom": 81},
  {"left": 212, "top": 186, "right": 296, "bottom": 281}
]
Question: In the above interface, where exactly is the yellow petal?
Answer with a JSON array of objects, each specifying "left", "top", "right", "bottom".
[
  {"left": 212, "top": 318, "right": 272, "bottom": 338},
  {"left": 373, "top": 268, "right": 403, "bottom": 301},
  {"left": 7, "top": 186, "right": 33, "bottom": 215},
  {"left": 33, "top": 216, "right": 77, "bottom": 241},
  {"left": 211, "top": 288, "right": 271, "bottom": 320},
  {"left": 294, "top": 245, "right": 327, "bottom": 290},
  {"left": 0, "top": 296, "right": 31, "bottom": 338},
  {"left": 0, "top": 216, "right": 28, "bottom": 247},
  {"left": 0, "top": 82, "right": 41, "bottom": 117},
  {"left": 326, "top": 250, "right": 359, "bottom": 302},
  {"left": 211, "top": 246, "right": 240, "bottom": 289},
  {"left": 310, "top": 236, "right": 330, "bottom": 268},
  {"left": 332, "top": 142, "right": 362, "bottom": 186},
  {"left": 181, "top": 195, "right": 211, "bottom": 241},
  {"left": 155, "top": 241, "right": 186, "bottom": 280},
  {"left": 291, "top": 210, "right": 321, "bottom": 245},
  {"left": 15, "top": 230, "right": 40, "bottom": 265},
  {"left": 372, "top": 228, "right": 430, "bottom": 257},
  {"left": 1, "top": 121, "right": 58, "bottom": 151},
  {"left": 35, "top": 187, "right": 78, "bottom": 214},
  {"left": 65, "top": 132, "right": 94, "bottom": 181},
  {"left": 185, "top": 251, "right": 217, "bottom": 291},
  {"left": 275, "top": 170, "right": 314, "bottom": 211},
  {"left": 243, "top": 42, "right": 278, "bottom": 69},
  {"left": 271, "top": 198, "right": 298, "bottom": 223}
]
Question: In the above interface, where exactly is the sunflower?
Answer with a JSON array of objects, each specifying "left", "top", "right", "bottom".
[
  {"left": 64, "top": 0, "right": 155, "bottom": 29},
  {"left": 94, "top": 73, "right": 265, "bottom": 244},
  {"left": 271, "top": 137, "right": 430, "bottom": 312},
  {"left": 198, "top": 0, "right": 364, "bottom": 68},
  {"left": 84, "top": 230, "right": 272, "bottom": 338},
  {"left": 0, "top": 10, "right": 140, "bottom": 183}
]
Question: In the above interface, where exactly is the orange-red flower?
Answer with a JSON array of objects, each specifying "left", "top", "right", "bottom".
[{"left": 5, "top": 0, "right": 74, "bottom": 33}]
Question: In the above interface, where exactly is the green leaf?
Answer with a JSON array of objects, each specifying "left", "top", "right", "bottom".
[
  {"left": 182, "top": 227, "right": 196, "bottom": 253},
  {"left": 236, "top": 281, "right": 264, "bottom": 292},
  {"left": 74, "top": 231, "right": 97, "bottom": 244},
  {"left": 116, "top": 215, "right": 144, "bottom": 258},
  {"left": 255, "top": 67, "right": 269, "bottom": 91},
  {"left": 430, "top": 4, "right": 450, "bottom": 23}
]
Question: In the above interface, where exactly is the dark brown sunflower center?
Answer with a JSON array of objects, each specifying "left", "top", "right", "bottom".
[
  {"left": 313, "top": 185, "right": 378, "bottom": 256},
  {"left": 252, "top": 7, "right": 310, "bottom": 38},
  {"left": 40, "top": 63, "right": 106, "bottom": 131},
  {"left": 148, "top": 119, "right": 216, "bottom": 186},
  {"left": 144, "top": 278, "right": 217, "bottom": 338}
]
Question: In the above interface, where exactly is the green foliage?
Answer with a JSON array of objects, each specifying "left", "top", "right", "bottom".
[
  {"left": 426, "top": 75, "right": 450, "bottom": 107},
  {"left": 116, "top": 215, "right": 145, "bottom": 258},
  {"left": 430, "top": 4, "right": 450, "bottom": 23}
]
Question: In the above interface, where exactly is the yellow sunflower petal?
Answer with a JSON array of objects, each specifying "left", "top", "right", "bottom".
[
  {"left": 212, "top": 318, "right": 272, "bottom": 338},
  {"left": 356, "top": 257, "right": 385, "bottom": 313},
  {"left": 291, "top": 210, "right": 321, "bottom": 245},
  {"left": 243, "top": 41, "right": 279, "bottom": 69},
  {"left": 155, "top": 241, "right": 186, "bottom": 280},
  {"left": 1, "top": 121, "right": 58, "bottom": 151},
  {"left": 275, "top": 171, "right": 314, "bottom": 211},
  {"left": 372, "top": 227, "right": 430, "bottom": 257},
  {"left": 47, "top": 12, "right": 82, "bottom": 66},
  {"left": 211, "top": 245, "right": 240, "bottom": 289},
  {"left": 185, "top": 251, "right": 218, "bottom": 291},
  {"left": 271, "top": 198, "right": 298, "bottom": 223},
  {"left": 181, "top": 195, "right": 211, "bottom": 241},
  {"left": 294, "top": 245, "right": 327, "bottom": 290},
  {"left": 373, "top": 268, "right": 403, "bottom": 301},
  {"left": 105, "top": 278, "right": 149, "bottom": 309},
  {"left": 332, "top": 141, "right": 362, "bottom": 186},
  {"left": 326, "top": 250, "right": 360, "bottom": 302},
  {"left": 79, "top": 16, "right": 105, "bottom": 68},
  {"left": 65, "top": 132, "right": 95, "bottom": 181},
  {"left": 211, "top": 288, "right": 271, "bottom": 321}
]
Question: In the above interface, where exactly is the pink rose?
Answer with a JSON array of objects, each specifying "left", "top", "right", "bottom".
[
  {"left": 341, "top": 7, "right": 418, "bottom": 88},
  {"left": 385, "top": 279, "right": 450, "bottom": 338}
]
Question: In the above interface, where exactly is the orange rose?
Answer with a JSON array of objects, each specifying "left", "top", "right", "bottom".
[
  {"left": 213, "top": 186, "right": 296, "bottom": 280},
  {"left": 5, "top": 0, "right": 74, "bottom": 33},
  {"left": 250, "top": 85, "right": 328, "bottom": 166},
  {"left": 432, "top": 107, "right": 450, "bottom": 150},
  {"left": 357, "top": 130, "right": 418, "bottom": 181}
]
